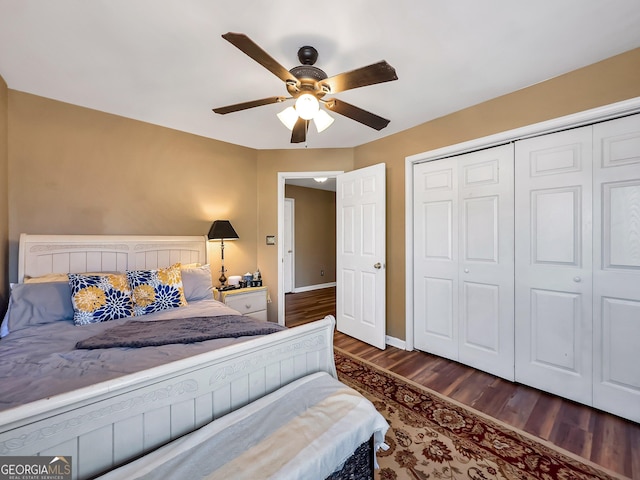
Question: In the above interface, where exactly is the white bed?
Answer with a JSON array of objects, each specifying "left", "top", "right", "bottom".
[{"left": 0, "top": 234, "right": 337, "bottom": 479}]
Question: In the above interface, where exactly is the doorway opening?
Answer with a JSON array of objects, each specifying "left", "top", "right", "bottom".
[{"left": 277, "top": 171, "right": 342, "bottom": 325}]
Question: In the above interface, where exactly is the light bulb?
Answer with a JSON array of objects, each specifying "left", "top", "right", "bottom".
[{"left": 295, "top": 94, "right": 319, "bottom": 120}]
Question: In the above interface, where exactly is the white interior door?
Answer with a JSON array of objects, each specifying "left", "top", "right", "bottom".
[
  {"left": 413, "top": 145, "right": 514, "bottom": 380},
  {"left": 592, "top": 114, "right": 640, "bottom": 422},
  {"left": 284, "top": 198, "right": 294, "bottom": 293},
  {"left": 515, "top": 126, "right": 593, "bottom": 405},
  {"left": 336, "top": 163, "right": 386, "bottom": 349}
]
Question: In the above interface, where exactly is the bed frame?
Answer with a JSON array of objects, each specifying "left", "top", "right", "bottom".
[{"left": 1, "top": 234, "right": 337, "bottom": 479}]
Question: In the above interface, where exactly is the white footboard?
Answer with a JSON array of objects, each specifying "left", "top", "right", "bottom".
[{"left": 0, "top": 316, "right": 337, "bottom": 480}]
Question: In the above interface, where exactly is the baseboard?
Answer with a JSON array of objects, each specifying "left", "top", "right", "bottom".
[
  {"left": 291, "top": 282, "right": 336, "bottom": 293},
  {"left": 386, "top": 335, "right": 406, "bottom": 350}
]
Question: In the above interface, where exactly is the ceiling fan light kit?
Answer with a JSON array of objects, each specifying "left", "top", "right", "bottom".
[
  {"left": 276, "top": 106, "right": 299, "bottom": 130},
  {"left": 313, "top": 109, "right": 334, "bottom": 133},
  {"left": 294, "top": 93, "right": 319, "bottom": 120},
  {"left": 212, "top": 32, "right": 398, "bottom": 144},
  {"left": 277, "top": 100, "right": 334, "bottom": 133}
]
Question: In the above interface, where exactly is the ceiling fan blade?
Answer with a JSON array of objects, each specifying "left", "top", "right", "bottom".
[
  {"left": 324, "top": 99, "right": 390, "bottom": 130},
  {"left": 222, "top": 32, "right": 298, "bottom": 85},
  {"left": 320, "top": 60, "right": 398, "bottom": 94},
  {"left": 291, "top": 117, "right": 308, "bottom": 143},
  {"left": 213, "top": 96, "right": 288, "bottom": 114}
]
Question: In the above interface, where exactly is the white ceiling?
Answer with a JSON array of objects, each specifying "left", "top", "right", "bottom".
[{"left": 1, "top": 1, "right": 639, "bottom": 150}]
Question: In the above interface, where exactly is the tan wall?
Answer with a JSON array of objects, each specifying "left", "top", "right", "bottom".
[
  {"left": 354, "top": 47, "right": 640, "bottom": 339},
  {"left": 3, "top": 47, "right": 640, "bottom": 333},
  {"left": 7, "top": 91, "right": 259, "bottom": 284},
  {"left": 0, "top": 75, "right": 8, "bottom": 309},
  {"left": 256, "top": 149, "right": 353, "bottom": 321},
  {"left": 284, "top": 185, "right": 336, "bottom": 288}
]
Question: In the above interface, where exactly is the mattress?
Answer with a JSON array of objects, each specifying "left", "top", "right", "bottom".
[{"left": 0, "top": 299, "right": 278, "bottom": 411}]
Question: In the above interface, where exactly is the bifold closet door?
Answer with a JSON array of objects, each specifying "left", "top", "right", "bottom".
[
  {"left": 413, "top": 156, "right": 459, "bottom": 360},
  {"left": 592, "top": 114, "right": 640, "bottom": 422},
  {"left": 515, "top": 126, "right": 593, "bottom": 405},
  {"left": 414, "top": 144, "right": 515, "bottom": 380}
]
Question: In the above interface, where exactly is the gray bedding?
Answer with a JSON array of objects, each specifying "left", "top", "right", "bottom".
[
  {"left": 76, "top": 315, "right": 286, "bottom": 349},
  {"left": 0, "top": 299, "right": 284, "bottom": 412}
]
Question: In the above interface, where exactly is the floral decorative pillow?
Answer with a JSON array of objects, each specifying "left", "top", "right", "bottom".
[
  {"left": 127, "top": 263, "right": 188, "bottom": 316},
  {"left": 68, "top": 273, "right": 134, "bottom": 325}
]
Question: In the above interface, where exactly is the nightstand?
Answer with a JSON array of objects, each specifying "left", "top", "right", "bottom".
[{"left": 216, "top": 286, "right": 268, "bottom": 321}]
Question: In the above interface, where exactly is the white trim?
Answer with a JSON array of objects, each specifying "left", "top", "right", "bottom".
[
  {"left": 284, "top": 197, "right": 295, "bottom": 294},
  {"left": 406, "top": 97, "right": 640, "bottom": 165},
  {"left": 405, "top": 152, "right": 415, "bottom": 352},
  {"left": 277, "top": 171, "right": 344, "bottom": 326},
  {"left": 385, "top": 335, "right": 406, "bottom": 351},
  {"left": 292, "top": 282, "right": 336, "bottom": 293},
  {"left": 405, "top": 96, "right": 640, "bottom": 351}
]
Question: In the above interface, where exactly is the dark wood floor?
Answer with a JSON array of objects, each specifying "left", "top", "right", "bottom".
[{"left": 285, "top": 287, "right": 640, "bottom": 479}]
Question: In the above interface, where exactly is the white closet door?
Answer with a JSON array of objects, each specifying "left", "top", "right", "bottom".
[
  {"left": 458, "top": 145, "right": 515, "bottom": 380},
  {"left": 515, "top": 127, "right": 593, "bottom": 405},
  {"left": 413, "top": 158, "right": 459, "bottom": 360},
  {"left": 414, "top": 144, "right": 514, "bottom": 379},
  {"left": 592, "top": 114, "right": 640, "bottom": 422}
]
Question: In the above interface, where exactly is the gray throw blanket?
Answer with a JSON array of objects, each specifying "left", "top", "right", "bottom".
[{"left": 76, "top": 315, "right": 286, "bottom": 349}]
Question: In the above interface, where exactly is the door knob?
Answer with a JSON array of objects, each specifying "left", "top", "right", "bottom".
[
  {"left": 573, "top": 276, "right": 581, "bottom": 283},
  {"left": 464, "top": 268, "right": 469, "bottom": 273},
  {"left": 374, "top": 262, "right": 382, "bottom": 269}
]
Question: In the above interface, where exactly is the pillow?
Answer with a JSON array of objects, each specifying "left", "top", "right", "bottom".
[
  {"left": 0, "top": 281, "right": 75, "bottom": 337},
  {"left": 180, "top": 263, "right": 202, "bottom": 270},
  {"left": 68, "top": 273, "right": 134, "bottom": 325},
  {"left": 181, "top": 264, "right": 214, "bottom": 301},
  {"left": 127, "top": 263, "right": 188, "bottom": 316},
  {"left": 24, "top": 273, "right": 70, "bottom": 283},
  {"left": 24, "top": 272, "right": 119, "bottom": 283}
]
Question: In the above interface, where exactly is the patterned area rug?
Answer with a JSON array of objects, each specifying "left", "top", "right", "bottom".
[{"left": 334, "top": 347, "right": 627, "bottom": 480}]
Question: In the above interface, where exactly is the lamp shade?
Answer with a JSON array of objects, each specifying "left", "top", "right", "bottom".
[
  {"left": 313, "top": 109, "right": 334, "bottom": 133},
  {"left": 277, "top": 106, "right": 298, "bottom": 131},
  {"left": 207, "top": 220, "right": 239, "bottom": 241}
]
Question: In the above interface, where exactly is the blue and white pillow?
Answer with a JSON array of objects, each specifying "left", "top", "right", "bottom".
[
  {"left": 68, "top": 273, "right": 134, "bottom": 325},
  {"left": 127, "top": 263, "right": 187, "bottom": 316}
]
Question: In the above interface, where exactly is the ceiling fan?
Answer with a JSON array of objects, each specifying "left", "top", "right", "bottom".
[{"left": 212, "top": 32, "right": 398, "bottom": 144}]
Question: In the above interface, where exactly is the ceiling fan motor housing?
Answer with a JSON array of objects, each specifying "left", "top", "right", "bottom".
[
  {"left": 288, "top": 65, "right": 328, "bottom": 98},
  {"left": 297, "top": 45, "right": 318, "bottom": 65}
]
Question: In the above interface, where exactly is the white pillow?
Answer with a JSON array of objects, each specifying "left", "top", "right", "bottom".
[{"left": 181, "top": 265, "right": 214, "bottom": 301}]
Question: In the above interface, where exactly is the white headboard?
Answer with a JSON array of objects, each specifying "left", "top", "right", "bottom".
[{"left": 18, "top": 234, "right": 209, "bottom": 283}]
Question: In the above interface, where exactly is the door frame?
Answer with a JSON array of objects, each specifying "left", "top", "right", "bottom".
[
  {"left": 277, "top": 170, "right": 343, "bottom": 325},
  {"left": 283, "top": 197, "right": 295, "bottom": 294},
  {"left": 404, "top": 96, "right": 640, "bottom": 351}
]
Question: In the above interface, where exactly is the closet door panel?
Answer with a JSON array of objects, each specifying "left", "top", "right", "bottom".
[
  {"left": 414, "top": 161, "right": 459, "bottom": 359},
  {"left": 414, "top": 145, "right": 514, "bottom": 376},
  {"left": 529, "top": 288, "right": 583, "bottom": 371},
  {"left": 515, "top": 127, "right": 593, "bottom": 405},
  {"left": 458, "top": 145, "right": 515, "bottom": 380},
  {"left": 593, "top": 114, "right": 640, "bottom": 422}
]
